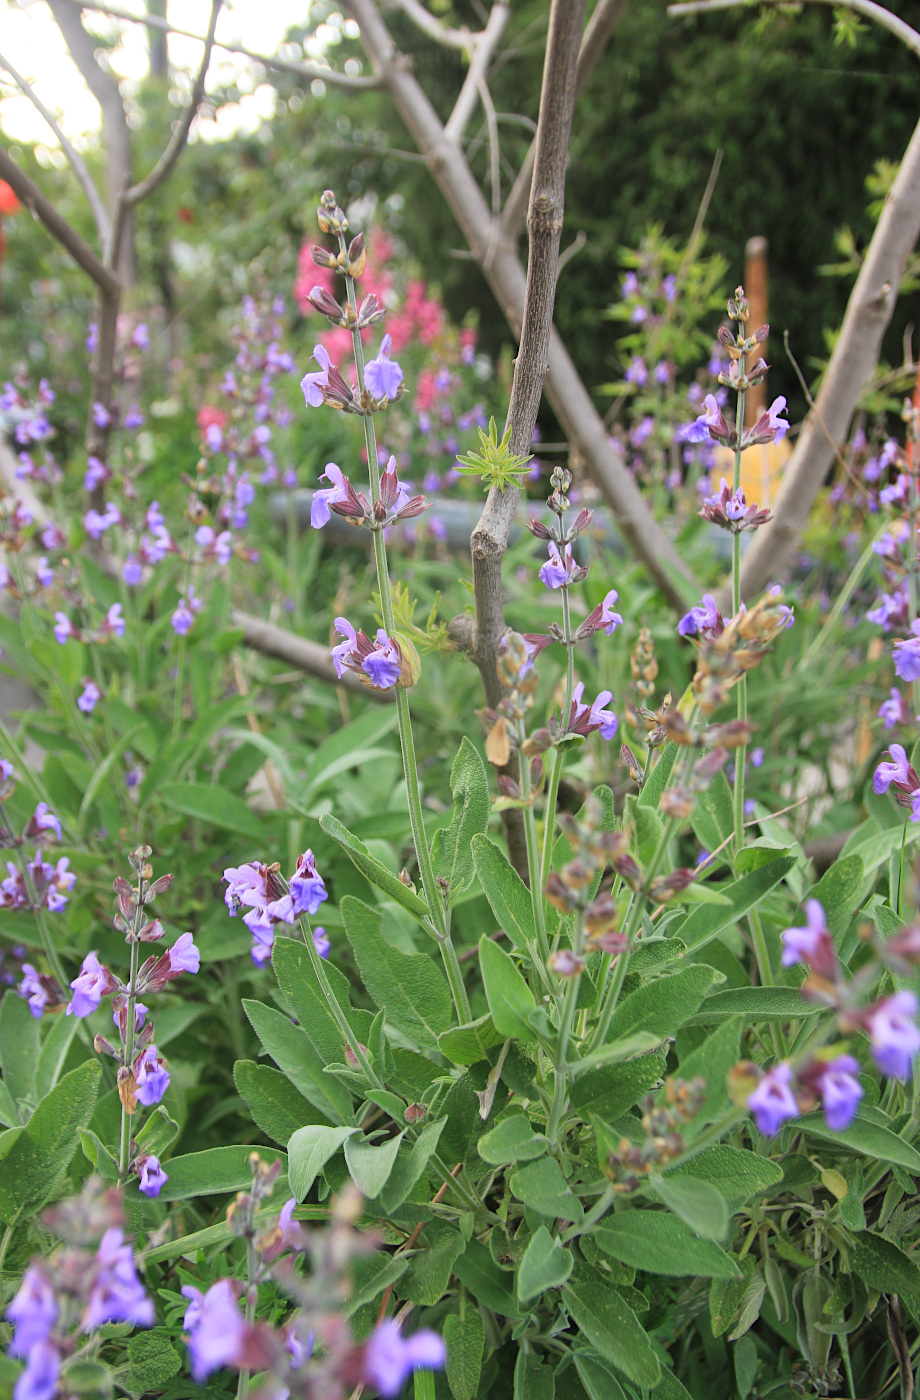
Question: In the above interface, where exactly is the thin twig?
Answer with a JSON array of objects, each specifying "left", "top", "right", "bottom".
[
  {"left": 0, "top": 53, "right": 110, "bottom": 242},
  {"left": 0, "top": 147, "right": 118, "bottom": 295},
  {"left": 668, "top": 0, "right": 920, "bottom": 60},
  {"left": 54, "top": 0, "right": 379, "bottom": 89},
  {"left": 782, "top": 330, "right": 871, "bottom": 501},
  {"left": 390, "top": 0, "right": 484, "bottom": 50},
  {"left": 124, "top": 0, "right": 222, "bottom": 207},
  {"left": 444, "top": 0, "right": 510, "bottom": 142}
]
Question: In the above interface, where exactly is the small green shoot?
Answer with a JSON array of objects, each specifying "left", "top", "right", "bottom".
[{"left": 455, "top": 417, "right": 532, "bottom": 493}]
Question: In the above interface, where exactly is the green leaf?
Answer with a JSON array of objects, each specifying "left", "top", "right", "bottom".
[
  {"left": 269, "top": 941, "right": 375, "bottom": 1102},
  {"left": 288, "top": 1125, "right": 357, "bottom": 1199},
  {"left": 676, "top": 859, "right": 797, "bottom": 951},
  {"left": 233, "top": 1060, "right": 328, "bottom": 1146},
  {"left": 134, "top": 1105, "right": 179, "bottom": 1159},
  {"left": 472, "top": 833, "right": 539, "bottom": 955},
  {"left": 688, "top": 986, "right": 822, "bottom": 1025},
  {"left": 431, "top": 738, "right": 491, "bottom": 899},
  {"left": 403, "top": 1223, "right": 467, "bottom": 1305},
  {"left": 668, "top": 1018, "right": 742, "bottom": 1134},
  {"left": 439, "top": 1014, "right": 503, "bottom": 1066},
  {"left": 850, "top": 1233, "right": 920, "bottom": 1313},
  {"left": 570, "top": 1033, "right": 667, "bottom": 1079},
  {"left": 443, "top": 1311, "right": 485, "bottom": 1400},
  {"left": 78, "top": 723, "right": 146, "bottom": 835},
  {"left": 572, "top": 1052, "right": 667, "bottom": 1121},
  {"left": 0, "top": 1060, "right": 101, "bottom": 1222},
  {"left": 647, "top": 1174, "right": 729, "bottom": 1241},
  {"left": 639, "top": 742, "right": 677, "bottom": 809},
  {"left": 573, "top": 1352, "right": 627, "bottom": 1400},
  {"left": 710, "top": 1257, "right": 755, "bottom": 1337},
  {"left": 0, "top": 989, "right": 39, "bottom": 1104},
  {"left": 158, "top": 781, "right": 265, "bottom": 838},
  {"left": 810, "top": 854, "right": 866, "bottom": 942},
  {"left": 510, "top": 1158, "right": 582, "bottom": 1221},
  {"left": 60, "top": 1359, "right": 112, "bottom": 1395},
  {"left": 690, "top": 771, "right": 734, "bottom": 853},
  {"left": 623, "top": 794, "right": 665, "bottom": 868},
  {"left": 156, "top": 1145, "right": 285, "bottom": 1202},
  {"left": 796, "top": 1111, "right": 920, "bottom": 1172},
  {"left": 344, "top": 1252, "right": 409, "bottom": 1318},
  {"left": 480, "top": 936, "right": 537, "bottom": 1042},
  {"left": 344, "top": 1130, "right": 405, "bottom": 1198},
  {"left": 377, "top": 1116, "right": 446, "bottom": 1215},
  {"left": 604, "top": 965, "right": 716, "bottom": 1044},
  {"left": 34, "top": 1015, "right": 80, "bottom": 1102},
  {"left": 453, "top": 1238, "right": 524, "bottom": 1317},
  {"left": 666, "top": 1145, "right": 783, "bottom": 1209},
  {"left": 320, "top": 814, "right": 433, "bottom": 931},
  {"left": 518, "top": 1225, "right": 574, "bottom": 1302},
  {"left": 342, "top": 897, "right": 453, "bottom": 1051},
  {"left": 301, "top": 707, "right": 398, "bottom": 800},
  {"left": 124, "top": 1334, "right": 182, "bottom": 1392},
  {"left": 563, "top": 1267, "right": 660, "bottom": 1386},
  {"left": 80, "top": 1128, "right": 118, "bottom": 1180},
  {"left": 243, "top": 997, "right": 351, "bottom": 1126},
  {"left": 514, "top": 1350, "right": 555, "bottom": 1400},
  {"left": 479, "top": 1115, "right": 547, "bottom": 1165},
  {"left": 0, "top": 1078, "right": 17, "bottom": 1128},
  {"left": 595, "top": 1211, "right": 741, "bottom": 1277}
]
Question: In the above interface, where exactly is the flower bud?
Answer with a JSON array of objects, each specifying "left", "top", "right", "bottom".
[
  {"left": 404, "top": 1103, "right": 427, "bottom": 1123},
  {"left": 659, "top": 785, "right": 695, "bottom": 819},
  {"left": 548, "top": 948, "right": 585, "bottom": 978}
]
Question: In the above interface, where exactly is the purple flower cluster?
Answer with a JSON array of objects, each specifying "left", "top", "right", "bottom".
[
  {"left": 223, "top": 851, "right": 329, "bottom": 963},
  {"left": 893, "top": 620, "right": 920, "bottom": 683},
  {"left": 677, "top": 593, "right": 723, "bottom": 639},
  {"left": 310, "top": 456, "right": 427, "bottom": 532},
  {"left": 331, "top": 619, "right": 406, "bottom": 690},
  {"left": 748, "top": 1056, "right": 863, "bottom": 1135},
  {"left": 565, "top": 682, "right": 618, "bottom": 742},
  {"left": 699, "top": 478, "right": 771, "bottom": 533},
  {"left": 873, "top": 743, "right": 920, "bottom": 821},
  {"left": 538, "top": 541, "right": 588, "bottom": 591}
]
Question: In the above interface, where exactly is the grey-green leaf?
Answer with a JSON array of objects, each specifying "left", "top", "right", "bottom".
[
  {"left": 288, "top": 1125, "right": 357, "bottom": 1200},
  {"left": 518, "top": 1225, "right": 574, "bottom": 1303},
  {"left": 431, "top": 737, "right": 490, "bottom": 899},
  {"left": 443, "top": 1311, "right": 485, "bottom": 1400},
  {"left": 594, "top": 1211, "right": 741, "bottom": 1277},
  {"left": 344, "top": 1130, "right": 405, "bottom": 1198},
  {"left": 0, "top": 989, "right": 39, "bottom": 1104},
  {"left": 342, "top": 897, "right": 453, "bottom": 1052},
  {"left": 563, "top": 1267, "right": 660, "bottom": 1387}
]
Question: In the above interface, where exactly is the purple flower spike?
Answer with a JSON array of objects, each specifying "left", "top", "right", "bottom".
[
  {"left": 137, "top": 1155, "right": 169, "bottom": 1198},
  {"left": 67, "top": 952, "right": 117, "bottom": 1018},
  {"left": 360, "top": 1320, "right": 446, "bottom": 1398},
  {"left": 84, "top": 1228, "right": 153, "bottom": 1330},
  {"left": 747, "top": 1063, "right": 799, "bottom": 1135},
  {"left": 167, "top": 932, "right": 200, "bottom": 976},
  {"left": 181, "top": 1279, "right": 247, "bottom": 1381},
  {"left": 13, "top": 1337, "right": 60, "bottom": 1400},
  {"left": 780, "top": 899, "right": 838, "bottom": 981},
  {"left": 865, "top": 991, "right": 920, "bottom": 1080},
  {"left": 331, "top": 618, "right": 404, "bottom": 690},
  {"left": 365, "top": 334, "right": 404, "bottom": 401},
  {"left": 134, "top": 1046, "right": 170, "bottom": 1106},
  {"left": 6, "top": 1265, "right": 58, "bottom": 1357}
]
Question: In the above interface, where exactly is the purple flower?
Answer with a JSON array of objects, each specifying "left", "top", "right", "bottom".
[
  {"left": 19, "top": 964, "right": 54, "bottom": 1018},
  {"left": 167, "top": 932, "right": 200, "bottom": 975},
  {"left": 83, "top": 1228, "right": 153, "bottom": 1330},
  {"left": 91, "top": 402, "right": 111, "bottom": 429},
  {"left": 181, "top": 1279, "right": 247, "bottom": 1381},
  {"left": 365, "top": 334, "right": 404, "bottom": 401},
  {"left": 812, "top": 1055, "right": 863, "bottom": 1131},
  {"left": 35, "top": 557, "right": 53, "bottom": 589},
  {"left": 114, "top": 1001, "right": 147, "bottom": 1032},
  {"left": 84, "top": 456, "right": 110, "bottom": 491},
  {"left": 780, "top": 899, "right": 838, "bottom": 981},
  {"left": 86, "top": 322, "right": 98, "bottom": 354},
  {"left": 313, "top": 925, "right": 330, "bottom": 957},
  {"left": 624, "top": 356, "right": 648, "bottom": 387},
  {"left": 288, "top": 850, "right": 328, "bottom": 918},
  {"left": 879, "top": 688, "right": 912, "bottom": 730},
  {"left": 13, "top": 1338, "right": 60, "bottom": 1400},
  {"left": 685, "top": 394, "right": 733, "bottom": 446},
  {"left": 138, "top": 1155, "right": 168, "bottom": 1198},
  {"left": 171, "top": 586, "right": 202, "bottom": 637},
  {"left": 300, "top": 344, "right": 334, "bottom": 408},
  {"left": 894, "top": 622, "right": 920, "bottom": 682},
  {"left": 747, "top": 1063, "right": 799, "bottom": 1135},
  {"left": 538, "top": 541, "right": 580, "bottom": 590},
  {"left": 27, "top": 803, "right": 61, "bottom": 842},
  {"left": 100, "top": 603, "right": 125, "bottom": 639},
  {"left": 77, "top": 680, "right": 101, "bottom": 714},
  {"left": 568, "top": 681, "right": 617, "bottom": 741},
  {"left": 122, "top": 555, "right": 143, "bottom": 587},
  {"left": 330, "top": 619, "right": 404, "bottom": 690},
  {"left": 311, "top": 462, "right": 352, "bottom": 528},
  {"left": 134, "top": 1046, "right": 170, "bottom": 1106},
  {"left": 131, "top": 323, "right": 149, "bottom": 351},
  {"left": 6, "top": 1266, "right": 58, "bottom": 1357},
  {"left": 865, "top": 991, "right": 920, "bottom": 1079},
  {"left": 360, "top": 1320, "right": 446, "bottom": 1398},
  {"left": 599, "top": 589, "right": 623, "bottom": 635},
  {"left": 678, "top": 593, "right": 722, "bottom": 638},
  {"left": 53, "top": 612, "right": 76, "bottom": 645},
  {"left": 362, "top": 630, "right": 401, "bottom": 689},
  {"left": 124, "top": 404, "right": 144, "bottom": 430},
  {"left": 67, "top": 952, "right": 116, "bottom": 1018},
  {"left": 873, "top": 743, "right": 914, "bottom": 795},
  {"left": 745, "top": 395, "right": 789, "bottom": 447}
]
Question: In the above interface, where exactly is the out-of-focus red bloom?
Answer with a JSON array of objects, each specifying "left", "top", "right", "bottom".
[
  {"left": 196, "top": 405, "right": 227, "bottom": 436},
  {"left": 177, "top": 206, "right": 194, "bottom": 224},
  {"left": 0, "top": 182, "right": 20, "bottom": 218}
]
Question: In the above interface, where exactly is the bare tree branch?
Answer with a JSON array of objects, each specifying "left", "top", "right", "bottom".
[
  {"left": 0, "top": 53, "right": 110, "bottom": 243},
  {"left": 344, "top": 0, "right": 699, "bottom": 610},
  {"left": 0, "top": 147, "right": 118, "bottom": 295},
  {"left": 668, "top": 0, "right": 920, "bottom": 59},
  {"left": 55, "top": 0, "right": 380, "bottom": 89},
  {"left": 501, "top": 0, "right": 628, "bottom": 244},
  {"left": 444, "top": 0, "right": 510, "bottom": 143},
  {"left": 389, "top": 0, "right": 486, "bottom": 50},
  {"left": 124, "top": 0, "right": 222, "bottom": 206},
  {"left": 738, "top": 109, "right": 920, "bottom": 598}
]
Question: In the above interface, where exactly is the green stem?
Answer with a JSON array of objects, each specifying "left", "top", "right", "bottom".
[
  {"left": 171, "top": 635, "right": 186, "bottom": 743},
  {"left": 539, "top": 586, "right": 576, "bottom": 888},
  {"left": 732, "top": 355, "right": 747, "bottom": 857},
  {"left": 338, "top": 238, "right": 469, "bottom": 1023},
  {"left": 237, "top": 1238, "right": 257, "bottom": 1400},
  {"left": 803, "top": 521, "right": 892, "bottom": 665},
  {"left": 546, "top": 909, "right": 585, "bottom": 1144},
  {"left": 299, "top": 920, "right": 381, "bottom": 1092},
  {"left": 119, "top": 876, "right": 145, "bottom": 1179},
  {"left": 908, "top": 462, "right": 920, "bottom": 717},
  {"left": 516, "top": 718, "right": 552, "bottom": 974},
  {"left": 561, "top": 1186, "right": 614, "bottom": 1243}
]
